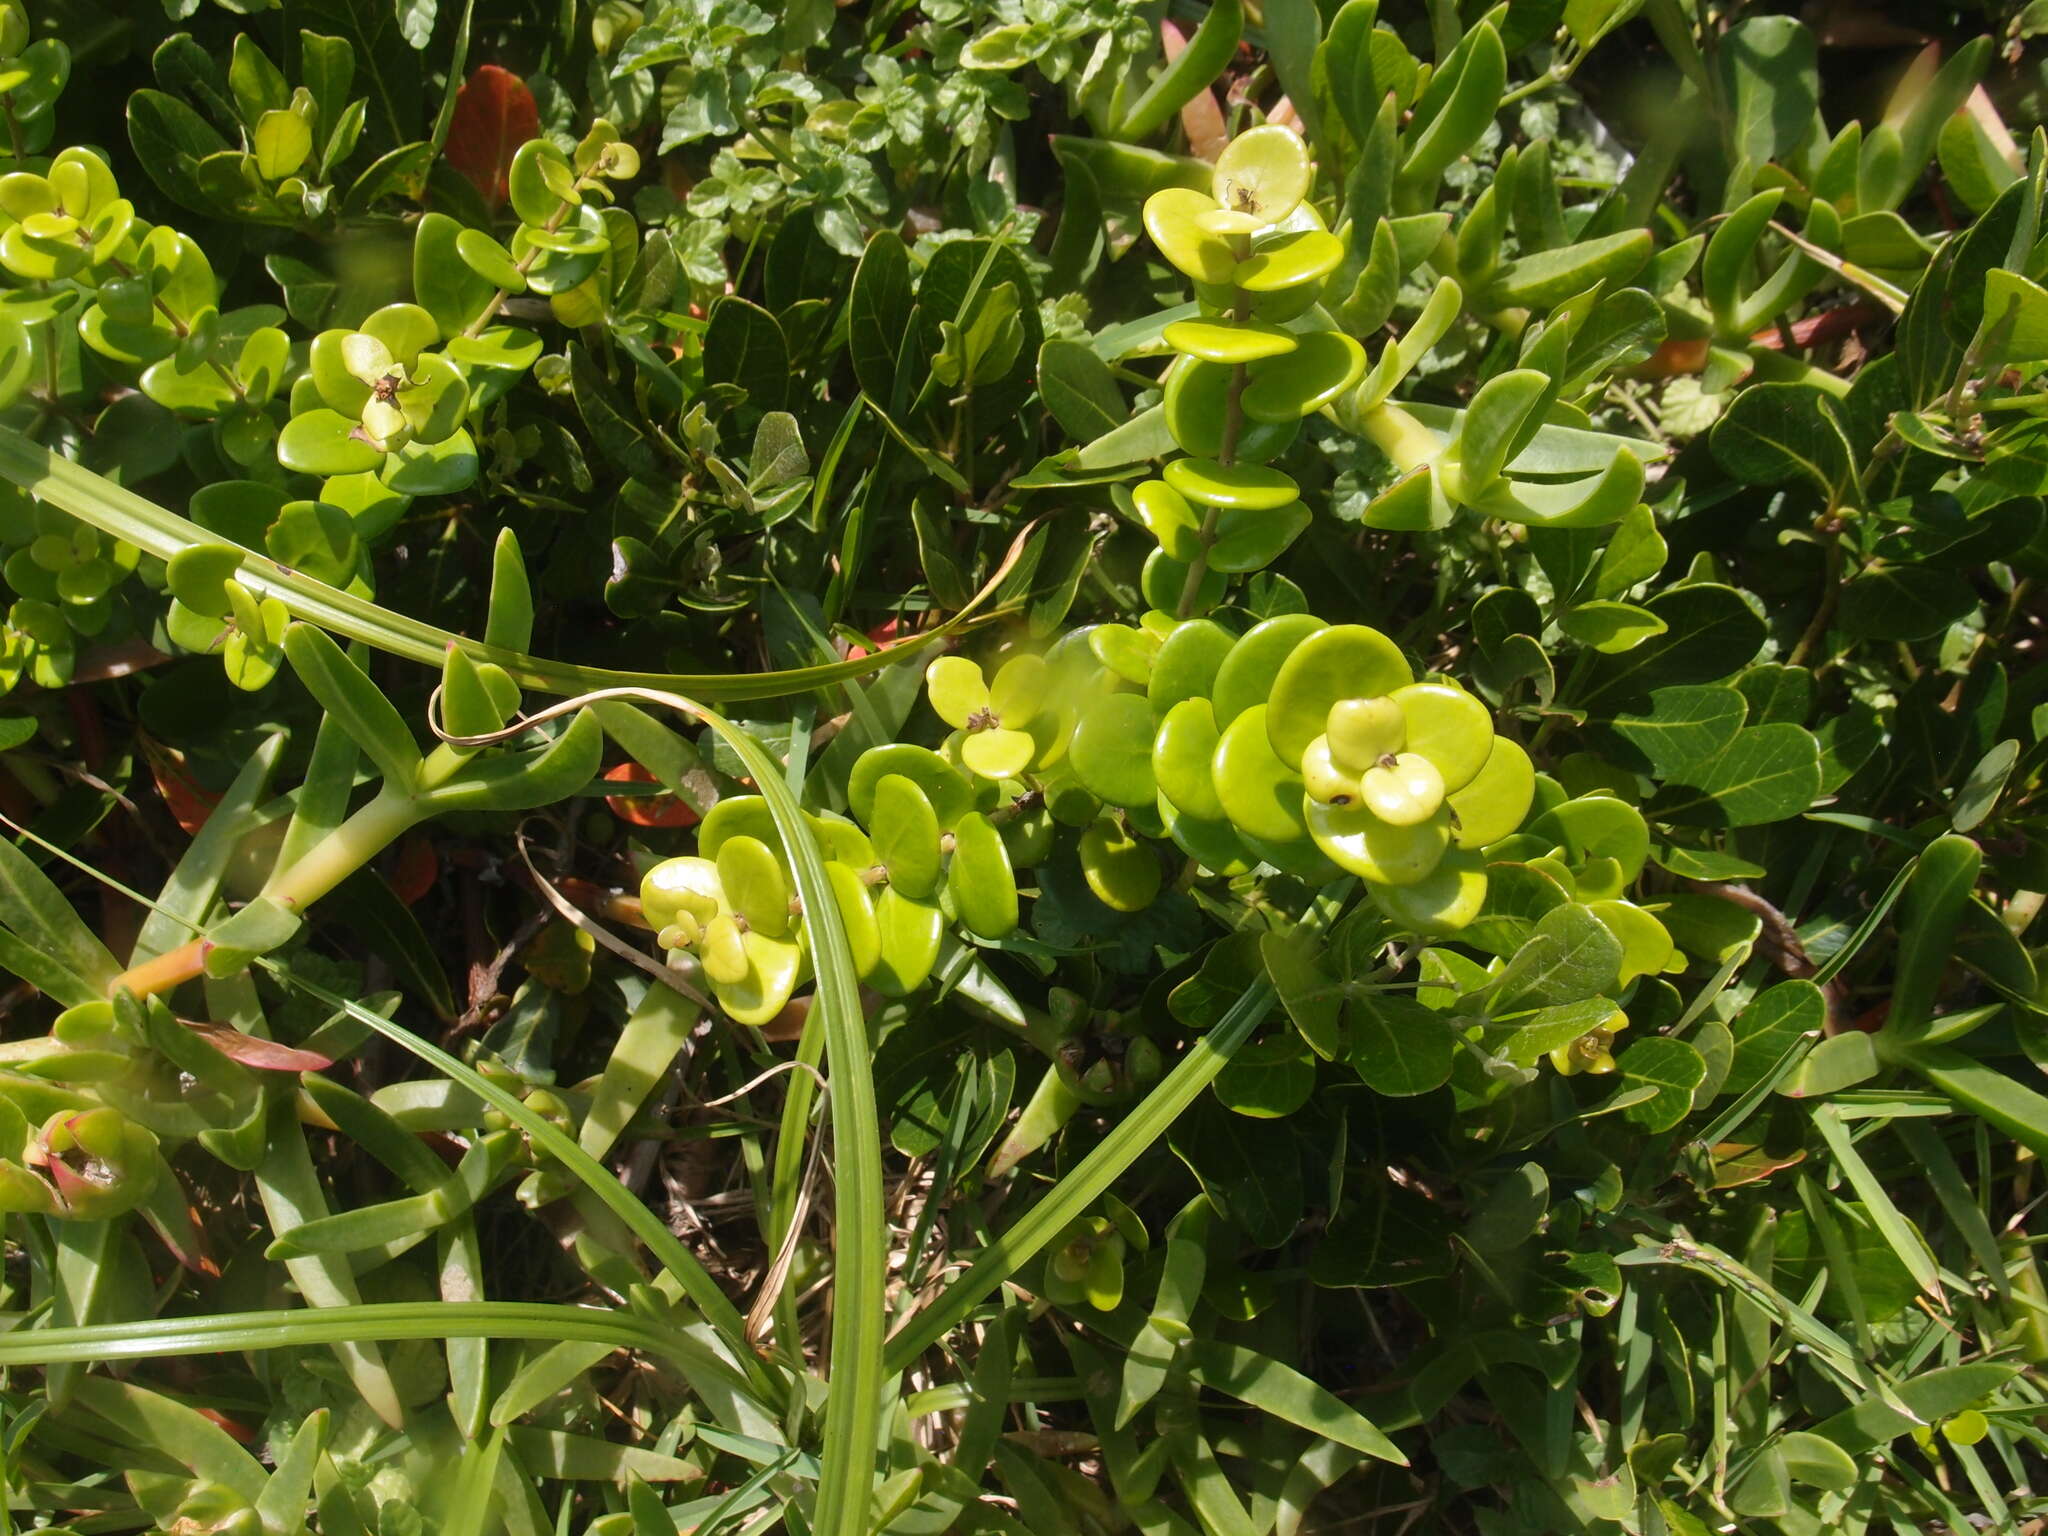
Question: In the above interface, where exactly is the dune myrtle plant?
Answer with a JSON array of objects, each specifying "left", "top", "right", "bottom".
[{"left": 0, "top": 1, "right": 2029, "bottom": 1535}]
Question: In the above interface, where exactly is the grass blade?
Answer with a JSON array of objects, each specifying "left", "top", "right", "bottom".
[
  {"left": 438, "top": 686, "right": 885, "bottom": 1534},
  {"left": 251, "top": 1096, "right": 405, "bottom": 1428},
  {"left": 249, "top": 957, "right": 777, "bottom": 1404},
  {"left": 0, "top": 424, "right": 1018, "bottom": 705},
  {"left": 1894, "top": 1118, "right": 2009, "bottom": 1300},
  {"left": 1810, "top": 1104, "right": 1942, "bottom": 1300},
  {"left": 682, "top": 701, "right": 882, "bottom": 1536},
  {"left": 0, "top": 1301, "right": 717, "bottom": 1373}
]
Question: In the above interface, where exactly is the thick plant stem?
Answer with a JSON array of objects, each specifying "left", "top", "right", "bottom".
[
  {"left": 265, "top": 790, "right": 421, "bottom": 911},
  {"left": 105, "top": 790, "right": 422, "bottom": 999},
  {"left": 110, "top": 940, "right": 208, "bottom": 1000},
  {"left": 464, "top": 190, "right": 582, "bottom": 339},
  {"left": 1175, "top": 267, "right": 1255, "bottom": 618},
  {"left": 1174, "top": 360, "right": 1245, "bottom": 619},
  {"left": 1787, "top": 522, "right": 1845, "bottom": 666},
  {"left": 1743, "top": 345, "right": 1852, "bottom": 398},
  {"left": 1357, "top": 399, "right": 1441, "bottom": 474}
]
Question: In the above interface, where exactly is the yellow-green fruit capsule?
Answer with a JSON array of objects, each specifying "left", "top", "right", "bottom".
[
  {"left": 640, "top": 855, "right": 723, "bottom": 931},
  {"left": 1392, "top": 681, "right": 1494, "bottom": 792},
  {"left": 1550, "top": 1006, "right": 1629, "bottom": 1076},
  {"left": 1300, "top": 734, "right": 1361, "bottom": 807},
  {"left": 699, "top": 914, "right": 750, "bottom": 986},
  {"left": 656, "top": 913, "right": 702, "bottom": 952},
  {"left": 1325, "top": 696, "right": 1406, "bottom": 774},
  {"left": 1051, "top": 1229, "right": 1095, "bottom": 1283},
  {"left": 1360, "top": 752, "right": 1446, "bottom": 826}
]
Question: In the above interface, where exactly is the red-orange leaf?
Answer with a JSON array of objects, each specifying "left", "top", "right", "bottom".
[
  {"left": 444, "top": 64, "right": 539, "bottom": 209},
  {"left": 603, "top": 761, "right": 700, "bottom": 829},
  {"left": 391, "top": 832, "right": 440, "bottom": 905},
  {"left": 180, "top": 1017, "right": 334, "bottom": 1073},
  {"left": 149, "top": 751, "right": 220, "bottom": 837}
]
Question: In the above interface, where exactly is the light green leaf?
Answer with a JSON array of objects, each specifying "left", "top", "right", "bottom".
[
  {"left": 1184, "top": 1340, "right": 1405, "bottom": 1463},
  {"left": 1559, "top": 600, "right": 1667, "bottom": 653},
  {"left": 0, "top": 831, "right": 123, "bottom": 1005},
  {"left": 1473, "top": 902, "right": 1623, "bottom": 1015},
  {"left": 1037, "top": 338, "right": 1124, "bottom": 442},
  {"left": 1610, "top": 685, "right": 1748, "bottom": 775},
  {"left": 1779, "top": 1030, "right": 1877, "bottom": 1098}
]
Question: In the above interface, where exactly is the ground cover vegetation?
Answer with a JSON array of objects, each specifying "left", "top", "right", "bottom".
[{"left": 0, "top": 0, "right": 2038, "bottom": 1532}]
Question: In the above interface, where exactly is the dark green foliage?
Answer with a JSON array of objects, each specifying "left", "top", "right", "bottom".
[{"left": 0, "top": 2, "right": 2038, "bottom": 1535}]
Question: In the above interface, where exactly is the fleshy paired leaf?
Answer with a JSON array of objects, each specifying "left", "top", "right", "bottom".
[{"left": 284, "top": 624, "right": 420, "bottom": 788}]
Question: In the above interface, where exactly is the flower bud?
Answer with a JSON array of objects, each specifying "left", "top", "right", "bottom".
[{"left": 33, "top": 1107, "right": 158, "bottom": 1220}]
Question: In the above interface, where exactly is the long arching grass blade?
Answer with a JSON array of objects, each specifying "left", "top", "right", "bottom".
[
  {"left": 0, "top": 425, "right": 1027, "bottom": 704},
  {"left": 427, "top": 685, "right": 884, "bottom": 1536},
  {"left": 0, "top": 1301, "right": 717, "bottom": 1374}
]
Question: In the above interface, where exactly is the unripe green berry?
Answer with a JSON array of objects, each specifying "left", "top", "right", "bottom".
[
  {"left": 1126, "top": 1037, "right": 1164, "bottom": 1087},
  {"left": 640, "top": 855, "right": 722, "bottom": 931},
  {"left": 1300, "top": 734, "right": 1362, "bottom": 806},
  {"left": 1052, "top": 1236, "right": 1094, "bottom": 1283},
  {"left": 1361, "top": 752, "right": 1447, "bottom": 826},
  {"left": 656, "top": 910, "right": 702, "bottom": 952},
  {"left": 1326, "top": 695, "right": 1406, "bottom": 774},
  {"left": 700, "top": 913, "right": 750, "bottom": 986}
]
